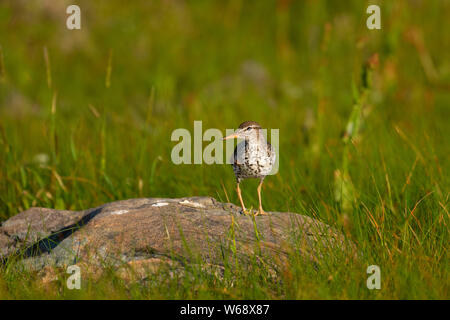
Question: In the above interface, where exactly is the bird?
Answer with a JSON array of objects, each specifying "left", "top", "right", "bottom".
[{"left": 223, "top": 121, "right": 276, "bottom": 216}]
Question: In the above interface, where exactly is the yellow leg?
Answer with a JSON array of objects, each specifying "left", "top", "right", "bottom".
[
  {"left": 256, "top": 179, "right": 267, "bottom": 216},
  {"left": 236, "top": 182, "right": 248, "bottom": 214}
]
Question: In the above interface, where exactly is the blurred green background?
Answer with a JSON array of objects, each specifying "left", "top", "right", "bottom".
[{"left": 0, "top": 0, "right": 449, "bottom": 299}]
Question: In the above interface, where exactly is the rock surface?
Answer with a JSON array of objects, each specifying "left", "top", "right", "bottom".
[{"left": 0, "top": 197, "right": 354, "bottom": 277}]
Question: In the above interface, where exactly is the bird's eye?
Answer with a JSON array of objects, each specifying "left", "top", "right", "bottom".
[{"left": 246, "top": 127, "right": 251, "bottom": 131}]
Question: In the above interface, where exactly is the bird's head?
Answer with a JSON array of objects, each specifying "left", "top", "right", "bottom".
[{"left": 223, "top": 121, "right": 262, "bottom": 140}]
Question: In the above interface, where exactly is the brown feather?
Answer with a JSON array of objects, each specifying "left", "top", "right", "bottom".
[{"left": 238, "top": 121, "right": 261, "bottom": 129}]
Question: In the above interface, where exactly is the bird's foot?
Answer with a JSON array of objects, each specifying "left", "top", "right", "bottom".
[{"left": 254, "top": 209, "right": 268, "bottom": 216}]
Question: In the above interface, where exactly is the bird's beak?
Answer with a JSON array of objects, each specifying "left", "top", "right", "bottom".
[{"left": 223, "top": 132, "right": 238, "bottom": 140}]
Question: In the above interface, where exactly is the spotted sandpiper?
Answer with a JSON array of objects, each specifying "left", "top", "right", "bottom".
[{"left": 223, "top": 121, "right": 276, "bottom": 216}]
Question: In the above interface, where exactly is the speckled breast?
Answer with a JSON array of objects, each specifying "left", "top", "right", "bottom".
[{"left": 232, "top": 140, "right": 275, "bottom": 179}]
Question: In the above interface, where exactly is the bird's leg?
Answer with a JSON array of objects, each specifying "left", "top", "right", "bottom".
[
  {"left": 256, "top": 178, "right": 268, "bottom": 216},
  {"left": 236, "top": 182, "right": 248, "bottom": 215}
]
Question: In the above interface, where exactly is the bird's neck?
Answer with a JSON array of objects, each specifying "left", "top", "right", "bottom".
[{"left": 245, "top": 131, "right": 267, "bottom": 145}]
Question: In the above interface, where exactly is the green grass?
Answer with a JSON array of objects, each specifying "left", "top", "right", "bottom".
[{"left": 0, "top": 0, "right": 449, "bottom": 299}]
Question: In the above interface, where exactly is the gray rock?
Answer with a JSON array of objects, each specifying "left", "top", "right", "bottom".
[
  {"left": 1, "top": 207, "right": 91, "bottom": 244},
  {"left": 1, "top": 197, "right": 355, "bottom": 273},
  {"left": 0, "top": 230, "right": 16, "bottom": 257}
]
